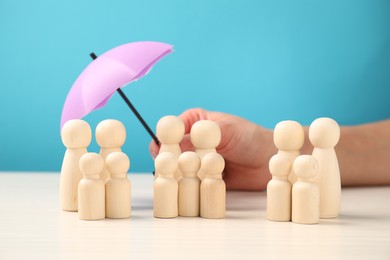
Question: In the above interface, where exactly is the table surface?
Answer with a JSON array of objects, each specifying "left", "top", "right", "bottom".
[{"left": 0, "top": 173, "right": 389, "bottom": 260}]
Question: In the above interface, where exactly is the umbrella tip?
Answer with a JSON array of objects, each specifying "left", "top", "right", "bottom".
[{"left": 90, "top": 52, "right": 97, "bottom": 60}]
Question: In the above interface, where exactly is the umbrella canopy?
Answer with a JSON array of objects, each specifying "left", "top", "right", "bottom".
[{"left": 60, "top": 41, "right": 173, "bottom": 130}]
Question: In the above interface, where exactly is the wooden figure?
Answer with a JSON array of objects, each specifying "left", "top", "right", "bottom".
[
  {"left": 153, "top": 152, "right": 179, "bottom": 218},
  {"left": 178, "top": 151, "right": 201, "bottom": 217},
  {"left": 78, "top": 153, "right": 105, "bottom": 220},
  {"left": 266, "top": 153, "right": 292, "bottom": 222},
  {"left": 95, "top": 119, "right": 126, "bottom": 182},
  {"left": 190, "top": 120, "right": 221, "bottom": 180},
  {"left": 273, "top": 120, "right": 304, "bottom": 184},
  {"left": 200, "top": 152, "right": 226, "bottom": 219},
  {"left": 292, "top": 155, "right": 320, "bottom": 224},
  {"left": 105, "top": 152, "right": 131, "bottom": 219},
  {"left": 309, "top": 117, "right": 341, "bottom": 219},
  {"left": 156, "top": 115, "right": 185, "bottom": 180},
  {"left": 60, "top": 119, "right": 92, "bottom": 212}
]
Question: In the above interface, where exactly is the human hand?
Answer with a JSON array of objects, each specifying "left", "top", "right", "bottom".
[{"left": 150, "top": 108, "right": 276, "bottom": 190}]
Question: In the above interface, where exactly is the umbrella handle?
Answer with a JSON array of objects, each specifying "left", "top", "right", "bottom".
[{"left": 90, "top": 52, "right": 160, "bottom": 147}]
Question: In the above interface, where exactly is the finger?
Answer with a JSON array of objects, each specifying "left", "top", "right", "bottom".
[
  {"left": 179, "top": 108, "right": 209, "bottom": 134},
  {"left": 180, "top": 134, "right": 195, "bottom": 152},
  {"left": 149, "top": 140, "right": 160, "bottom": 159}
]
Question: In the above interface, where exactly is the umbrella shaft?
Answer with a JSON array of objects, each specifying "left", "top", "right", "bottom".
[{"left": 116, "top": 88, "right": 160, "bottom": 146}]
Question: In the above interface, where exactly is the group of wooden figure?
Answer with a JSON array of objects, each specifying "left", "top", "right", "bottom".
[
  {"left": 59, "top": 115, "right": 226, "bottom": 220},
  {"left": 60, "top": 119, "right": 131, "bottom": 220},
  {"left": 267, "top": 118, "right": 341, "bottom": 224},
  {"left": 154, "top": 116, "right": 225, "bottom": 219}
]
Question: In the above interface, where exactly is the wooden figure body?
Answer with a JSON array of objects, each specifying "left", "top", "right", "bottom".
[
  {"left": 105, "top": 152, "right": 131, "bottom": 219},
  {"left": 309, "top": 117, "right": 341, "bottom": 219},
  {"left": 266, "top": 154, "right": 292, "bottom": 222},
  {"left": 60, "top": 119, "right": 92, "bottom": 212},
  {"left": 95, "top": 119, "right": 126, "bottom": 182},
  {"left": 156, "top": 115, "right": 185, "bottom": 180},
  {"left": 190, "top": 120, "right": 221, "bottom": 180},
  {"left": 178, "top": 152, "right": 201, "bottom": 217},
  {"left": 154, "top": 152, "right": 179, "bottom": 218},
  {"left": 292, "top": 155, "right": 320, "bottom": 224},
  {"left": 200, "top": 153, "right": 226, "bottom": 219},
  {"left": 78, "top": 153, "right": 105, "bottom": 220},
  {"left": 273, "top": 120, "right": 304, "bottom": 184}
]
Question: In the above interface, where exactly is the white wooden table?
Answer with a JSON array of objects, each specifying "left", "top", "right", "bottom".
[{"left": 0, "top": 173, "right": 389, "bottom": 259}]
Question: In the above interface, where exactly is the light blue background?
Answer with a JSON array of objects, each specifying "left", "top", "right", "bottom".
[{"left": 0, "top": 0, "right": 389, "bottom": 172}]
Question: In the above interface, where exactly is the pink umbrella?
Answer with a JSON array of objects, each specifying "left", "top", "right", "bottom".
[{"left": 60, "top": 41, "right": 173, "bottom": 145}]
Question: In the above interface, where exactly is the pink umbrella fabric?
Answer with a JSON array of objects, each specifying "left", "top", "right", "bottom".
[{"left": 60, "top": 41, "right": 173, "bottom": 129}]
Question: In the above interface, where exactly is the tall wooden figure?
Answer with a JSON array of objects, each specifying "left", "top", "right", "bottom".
[
  {"left": 292, "top": 155, "right": 320, "bottom": 224},
  {"left": 105, "top": 152, "right": 132, "bottom": 219},
  {"left": 273, "top": 120, "right": 304, "bottom": 184},
  {"left": 154, "top": 152, "right": 179, "bottom": 218},
  {"left": 95, "top": 119, "right": 126, "bottom": 182},
  {"left": 60, "top": 119, "right": 92, "bottom": 212},
  {"left": 267, "top": 154, "right": 292, "bottom": 222},
  {"left": 78, "top": 153, "right": 105, "bottom": 220},
  {"left": 200, "top": 152, "right": 226, "bottom": 219},
  {"left": 190, "top": 120, "right": 221, "bottom": 180},
  {"left": 156, "top": 115, "right": 185, "bottom": 180},
  {"left": 178, "top": 151, "right": 201, "bottom": 217},
  {"left": 309, "top": 117, "right": 341, "bottom": 218}
]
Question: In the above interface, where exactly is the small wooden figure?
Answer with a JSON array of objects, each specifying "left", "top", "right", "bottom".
[
  {"left": 156, "top": 115, "right": 185, "bottom": 180},
  {"left": 273, "top": 120, "right": 304, "bottom": 184},
  {"left": 105, "top": 152, "right": 131, "bottom": 219},
  {"left": 309, "top": 117, "right": 341, "bottom": 219},
  {"left": 178, "top": 151, "right": 201, "bottom": 217},
  {"left": 190, "top": 120, "right": 221, "bottom": 180},
  {"left": 292, "top": 155, "right": 320, "bottom": 225},
  {"left": 78, "top": 153, "right": 105, "bottom": 220},
  {"left": 266, "top": 153, "right": 292, "bottom": 222},
  {"left": 95, "top": 119, "right": 126, "bottom": 182},
  {"left": 154, "top": 152, "right": 179, "bottom": 218},
  {"left": 200, "top": 152, "right": 226, "bottom": 219},
  {"left": 60, "top": 119, "right": 92, "bottom": 212}
]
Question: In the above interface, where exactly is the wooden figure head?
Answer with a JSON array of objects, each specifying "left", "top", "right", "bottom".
[
  {"left": 201, "top": 152, "right": 225, "bottom": 177},
  {"left": 273, "top": 120, "right": 304, "bottom": 151},
  {"left": 105, "top": 152, "right": 130, "bottom": 176},
  {"left": 79, "top": 152, "right": 104, "bottom": 178},
  {"left": 190, "top": 120, "right": 221, "bottom": 149},
  {"left": 309, "top": 117, "right": 340, "bottom": 148},
  {"left": 178, "top": 151, "right": 201, "bottom": 177},
  {"left": 155, "top": 152, "right": 178, "bottom": 177},
  {"left": 156, "top": 115, "right": 185, "bottom": 144},
  {"left": 61, "top": 119, "right": 92, "bottom": 149},
  {"left": 95, "top": 119, "right": 126, "bottom": 148},
  {"left": 293, "top": 155, "right": 318, "bottom": 180},
  {"left": 269, "top": 153, "right": 291, "bottom": 178}
]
